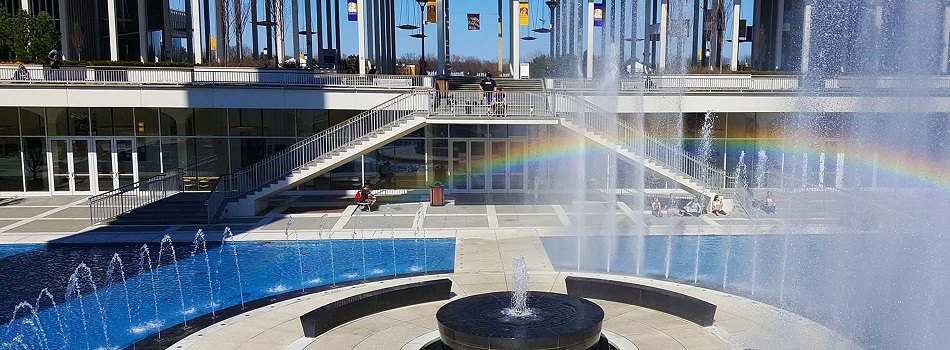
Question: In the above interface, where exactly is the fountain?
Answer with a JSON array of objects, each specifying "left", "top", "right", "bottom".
[
  {"left": 158, "top": 235, "right": 188, "bottom": 326},
  {"left": 436, "top": 258, "right": 605, "bottom": 349},
  {"left": 284, "top": 217, "right": 305, "bottom": 291},
  {"left": 191, "top": 230, "right": 217, "bottom": 317},
  {"left": 221, "top": 227, "right": 245, "bottom": 308},
  {"left": 105, "top": 253, "right": 133, "bottom": 327}
]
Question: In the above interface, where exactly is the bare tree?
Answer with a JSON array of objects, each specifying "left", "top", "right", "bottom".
[
  {"left": 219, "top": 0, "right": 233, "bottom": 63},
  {"left": 70, "top": 23, "right": 84, "bottom": 61},
  {"left": 268, "top": 0, "right": 288, "bottom": 66},
  {"left": 233, "top": 0, "right": 252, "bottom": 59}
]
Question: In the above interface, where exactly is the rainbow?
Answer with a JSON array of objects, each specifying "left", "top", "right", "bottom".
[{"left": 425, "top": 136, "right": 949, "bottom": 190}]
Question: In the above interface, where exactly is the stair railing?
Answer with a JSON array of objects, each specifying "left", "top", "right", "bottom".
[
  {"left": 550, "top": 92, "right": 725, "bottom": 192},
  {"left": 88, "top": 168, "right": 185, "bottom": 224},
  {"left": 206, "top": 92, "right": 430, "bottom": 222}
]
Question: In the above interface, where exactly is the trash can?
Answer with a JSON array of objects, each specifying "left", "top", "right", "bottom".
[{"left": 429, "top": 183, "right": 445, "bottom": 206}]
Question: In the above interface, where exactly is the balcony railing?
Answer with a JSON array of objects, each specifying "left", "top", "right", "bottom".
[
  {"left": 0, "top": 66, "right": 433, "bottom": 89},
  {"left": 546, "top": 75, "right": 950, "bottom": 92}
]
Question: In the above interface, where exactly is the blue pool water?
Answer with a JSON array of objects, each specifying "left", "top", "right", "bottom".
[
  {"left": 541, "top": 234, "right": 950, "bottom": 349},
  {"left": 0, "top": 238, "right": 455, "bottom": 350}
]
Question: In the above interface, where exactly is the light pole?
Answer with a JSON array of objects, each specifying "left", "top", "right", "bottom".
[
  {"left": 417, "top": 0, "right": 427, "bottom": 63},
  {"left": 546, "top": 1, "right": 558, "bottom": 58}
]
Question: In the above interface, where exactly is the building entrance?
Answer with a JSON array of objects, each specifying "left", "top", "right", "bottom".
[
  {"left": 449, "top": 139, "right": 526, "bottom": 193},
  {"left": 48, "top": 138, "right": 138, "bottom": 194}
]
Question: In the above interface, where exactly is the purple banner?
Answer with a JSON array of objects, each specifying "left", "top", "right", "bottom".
[
  {"left": 347, "top": 0, "right": 358, "bottom": 21},
  {"left": 593, "top": 4, "right": 604, "bottom": 27}
]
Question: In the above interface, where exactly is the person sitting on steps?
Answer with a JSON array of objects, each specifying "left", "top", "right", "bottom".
[
  {"left": 651, "top": 197, "right": 663, "bottom": 217},
  {"left": 763, "top": 191, "right": 776, "bottom": 214},
  {"left": 355, "top": 184, "right": 377, "bottom": 212},
  {"left": 679, "top": 197, "right": 702, "bottom": 217}
]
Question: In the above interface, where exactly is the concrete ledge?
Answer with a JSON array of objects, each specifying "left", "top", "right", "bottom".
[
  {"left": 300, "top": 278, "right": 453, "bottom": 337},
  {"left": 565, "top": 276, "right": 717, "bottom": 327}
]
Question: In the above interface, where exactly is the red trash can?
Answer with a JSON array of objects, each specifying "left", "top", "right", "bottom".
[{"left": 430, "top": 184, "right": 445, "bottom": 206}]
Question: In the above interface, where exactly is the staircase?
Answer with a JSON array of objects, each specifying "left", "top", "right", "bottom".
[
  {"left": 551, "top": 92, "right": 724, "bottom": 199},
  {"left": 447, "top": 76, "right": 545, "bottom": 91},
  {"left": 207, "top": 93, "right": 430, "bottom": 221},
  {"left": 108, "top": 192, "right": 210, "bottom": 225}
]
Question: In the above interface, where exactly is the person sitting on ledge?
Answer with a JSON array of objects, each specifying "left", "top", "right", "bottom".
[
  {"left": 651, "top": 197, "right": 663, "bottom": 217},
  {"left": 711, "top": 195, "right": 727, "bottom": 216},
  {"left": 679, "top": 198, "right": 702, "bottom": 217},
  {"left": 763, "top": 191, "right": 776, "bottom": 214},
  {"left": 355, "top": 184, "right": 377, "bottom": 212}
]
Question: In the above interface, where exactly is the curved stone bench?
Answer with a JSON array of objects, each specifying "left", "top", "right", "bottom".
[
  {"left": 300, "top": 278, "right": 453, "bottom": 337},
  {"left": 565, "top": 276, "right": 717, "bottom": 327}
]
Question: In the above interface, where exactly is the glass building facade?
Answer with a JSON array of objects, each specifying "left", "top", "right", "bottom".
[{"left": 0, "top": 106, "right": 898, "bottom": 195}]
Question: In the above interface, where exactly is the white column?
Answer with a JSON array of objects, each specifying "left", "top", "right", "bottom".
[
  {"left": 586, "top": 0, "right": 594, "bottom": 77},
  {"left": 511, "top": 0, "right": 521, "bottom": 79},
  {"left": 835, "top": 153, "right": 844, "bottom": 189},
  {"left": 942, "top": 6, "right": 950, "bottom": 73},
  {"left": 658, "top": 0, "right": 668, "bottom": 72},
  {"left": 818, "top": 152, "right": 825, "bottom": 188},
  {"left": 192, "top": 0, "right": 203, "bottom": 63},
  {"left": 358, "top": 0, "right": 366, "bottom": 74},
  {"left": 215, "top": 0, "right": 225, "bottom": 62},
  {"left": 107, "top": 0, "right": 119, "bottom": 60},
  {"left": 730, "top": 0, "right": 741, "bottom": 70},
  {"left": 59, "top": 0, "right": 71, "bottom": 60},
  {"left": 773, "top": 0, "right": 784, "bottom": 69},
  {"left": 801, "top": 4, "right": 812, "bottom": 72},
  {"left": 20, "top": 0, "right": 29, "bottom": 13},
  {"left": 436, "top": 0, "right": 447, "bottom": 75}
]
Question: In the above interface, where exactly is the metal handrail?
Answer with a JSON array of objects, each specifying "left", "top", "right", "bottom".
[
  {"left": 546, "top": 75, "right": 950, "bottom": 92},
  {"left": 88, "top": 168, "right": 185, "bottom": 224},
  {"left": 551, "top": 92, "right": 725, "bottom": 193},
  {"left": 0, "top": 66, "right": 433, "bottom": 88},
  {"left": 205, "top": 92, "right": 430, "bottom": 222}
]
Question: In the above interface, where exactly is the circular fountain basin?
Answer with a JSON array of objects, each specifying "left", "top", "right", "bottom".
[{"left": 436, "top": 291, "right": 605, "bottom": 350}]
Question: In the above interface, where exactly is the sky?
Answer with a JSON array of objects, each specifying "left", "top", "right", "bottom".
[{"left": 242, "top": 0, "right": 758, "bottom": 62}]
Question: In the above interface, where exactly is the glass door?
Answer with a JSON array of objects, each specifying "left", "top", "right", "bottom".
[
  {"left": 96, "top": 138, "right": 138, "bottom": 191},
  {"left": 491, "top": 141, "right": 507, "bottom": 191},
  {"left": 95, "top": 139, "right": 115, "bottom": 191},
  {"left": 469, "top": 141, "right": 487, "bottom": 191},
  {"left": 508, "top": 141, "right": 526, "bottom": 192},
  {"left": 48, "top": 138, "right": 93, "bottom": 194},
  {"left": 451, "top": 141, "right": 468, "bottom": 191},
  {"left": 115, "top": 139, "right": 137, "bottom": 187},
  {"left": 449, "top": 140, "right": 490, "bottom": 193}
]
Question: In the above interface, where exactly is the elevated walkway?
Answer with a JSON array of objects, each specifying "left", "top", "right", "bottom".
[
  {"left": 447, "top": 76, "right": 545, "bottom": 91},
  {"left": 207, "top": 91, "right": 726, "bottom": 221}
]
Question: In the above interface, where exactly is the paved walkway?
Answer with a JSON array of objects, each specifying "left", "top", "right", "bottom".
[
  {"left": 171, "top": 231, "right": 859, "bottom": 350},
  {"left": 0, "top": 192, "right": 843, "bottom": 245}
]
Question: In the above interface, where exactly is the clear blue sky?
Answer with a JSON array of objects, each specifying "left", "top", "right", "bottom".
[{"left": 243, "top": 0, "right": 756, "bottom": 62}]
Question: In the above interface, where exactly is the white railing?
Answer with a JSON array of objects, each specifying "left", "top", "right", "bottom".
[
  {"left": 551, "top": 92, "right": 725, "bottom": 192},
  {"left": 428, "top": 91, "right": 551, "bottom": 118},
  {"left": 547, "top": 75, "right": 950, "bottom": 92},
  {"left": 0, "top": 66, "right": 433, "bottom": 88},
  {"left": 88, "top": 169, "right": 184, "bottom": 224},
  {"left": 206, "top": 92, "right": 431, "bottom": 222}
]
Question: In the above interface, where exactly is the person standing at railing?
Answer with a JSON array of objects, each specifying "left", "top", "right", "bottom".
[
  {"left": 47, "top": 49, "right": 62, "bottom": 69},
  {"left": 479, "top": 72, "right": 497, "bottom": 105},
  {"left": 13, "top": 63, "right": 30, "bottom": 81},
  {"left": 490, "top": 87, "right": 507, "bottom": 116}
]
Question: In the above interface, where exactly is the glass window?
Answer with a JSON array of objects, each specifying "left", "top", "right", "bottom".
[
  {"left": 160, "top": 108, "right": 194, "bottom": 136},
  {"left": 134, "top": 108, "right": 160, "bottom": 136},
  {"left": 47, "top": 107, "right": 91, "bottom": 136},
  {"left": 161, "top": 138, "right": 192, "bottom": 173},
  {"left": 489, "top": 125, "right": 508, "bottom": 138},
  {"left": 194, "top": 109, "right": 229, "bottom": 136},
  {"left": 90, "top": 107, "right": 113, "bottom": 136},
  {"left": 193, "top": 138, "right": 230, "bottom": 189},
  {"left": 22, "top": 137, "right": 47, "bottom": 191},
  {"left": 508, "top": 125, "right": 528, "bottom": 137},
  {"left": 450, "top": 124, "right": 489, "bottom": 138},
  {"left": 262, "top": 109, "right": 296, "bottom": 137},
  {"left": 329, "top": 110, "right": 360, "bottom": 127},
  {"left": 295, "top": 110, "right": 329, "bottom": 137},
  {"left": 427, "top": 124, "right": 448, "bottom": 138},
  {"left": 19, "top": 108, "right": 45, "bottom": 136},
  {"left": 432, "top": 139, "right": 449, "bottom": 185},
  {"left": 0, "top": 108, "right": 19, "bottom": 135},
  {"left": 230, "top": 138, "right": 266, "bottom": 170},
  {"left": 136, "top": 138, "right": 163, "bottom": 179},
  {"left": 112, "top": 108, "right": 135, "bottom": 136},
  {"left": 0, "top": 137, "right": 22, "bottom": 191},
  {"left": 230, "top": 109, "right": 263, "bottom": 136},
  {"left": 388, "top": 138, "right": 426, "bottom": 189},
  {"left": 330, "top": 158, "right": 364, "bottom": 190}
]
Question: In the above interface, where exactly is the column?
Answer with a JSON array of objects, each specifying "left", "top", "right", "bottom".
[
  {"left": 358, "top": 0, "right": 366, "bottom": 73},
  {"left": 511, "top": 0, "right": 520, "bottom": 78},
  {"left": 162, "top": 0, "right": 172, "bottom": 60},
  {"left": 730, "top": 0, "right": 740, "bottom": 70},
  {"left": 943, "top": 5, "right": 950, "bottom": 73},
  {"left": 292, "top": 0, "right": 300, "bottom": 65},
  {"left": 316, "top": 0, "right": 323, "bottom": 64},
  {"left": 619, "top": 0, "right": 626, "bottom": 63},
  {"left": 835, "top": 153, "right": 844, "bottom": 189},
  {"left": 191, "top": 0, "right": 203, "bottom": 63},
  {"left": 305, "top": 0, "right": 314, "bottom": 66},
  {"left": 575, "top": 0, "right": 582, "bottom": 56},
  {"left": 251, "top": 0, "right": 259, "bottom": 58},
  {"left": 801, "top": 3, "right": 812, "bottom": 72},
  {"left": 60, "top": 0, "right": 71, "bottom": 60},
  {"left": 216, "top": 0, "right": 226, "bottom": 62},
  {"left": 657, "top": 0, "right": 667, "bottom": 72},
  {"left": 20, "top": 0, "right": 29, "bottom": 13},
  {"left": 630, "top": 0, "right": 637, "bottom": 65},
  {"left": 437, "top": 0, "right": 447, "bottom": 75},
  {"left": 586, "top": 0, "right": 594, "bottom": 77},
  {"left": 691, "top": 0, "right": 699, "bottom": 65},
  {"left": 184, "top": 0, "right": 194, "bottom": 61},
  {"left": 643, "top": 0, "right": 651, "bottom": 66},
  {"left": 773, "top": 0, "right": 783, "bottom": 70},
  {"left": 335, "top": 0, "right": 343, "bottom": 68}
]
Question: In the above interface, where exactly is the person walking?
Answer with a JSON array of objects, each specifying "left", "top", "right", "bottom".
[
  {"left": 47, "top": 49, "right": 62, "bottom": 69},
  {"left": 479, "top": 72, "right": 497, "bottom": 105}
]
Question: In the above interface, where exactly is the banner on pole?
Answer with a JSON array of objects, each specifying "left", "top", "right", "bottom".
[
  {"left": 593, "top": 4, "right": 604, "bottom": 27},
  {"left": 468, "top": 14, "right": 480, "bottom": 30},
  {"left": 427, "top": 0, "right": 437, "bottom": 23},
  {"left": 519, "top": 2, "right": 529, "bottom": 26},
  {"left": 347, "top": 0, "right": 358, "bottom": 21}
]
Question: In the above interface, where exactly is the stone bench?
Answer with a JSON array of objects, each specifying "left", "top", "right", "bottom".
[
  {"left": 565, "top": 276, "right": 717, "bottom": 327},
  {"left": 300, "top": 278, "right": 453, "bottom": 337}
]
